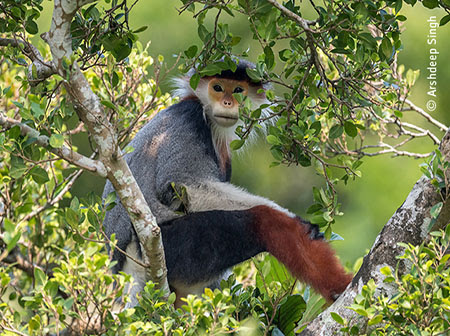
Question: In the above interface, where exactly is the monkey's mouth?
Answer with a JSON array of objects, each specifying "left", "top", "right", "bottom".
[
  {"left": 215, "top": 115, "right": 238, "bottom": 121},
  {"left": 214, "top": 115, "right": 239, "bottom": 127}
]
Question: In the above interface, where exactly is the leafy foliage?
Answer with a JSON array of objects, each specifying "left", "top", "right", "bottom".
[
  {"left": 0, "top": 0, "right": 449, "bottom": 334},
  {"left": 0, "top": 9, "right": 319, "bottom": 332},
  {"left": 0, "top": 0, "right": 44, "bottom": 35},
  {"left": 176, "top": 0, "right": 448, "bottom": 234},
  {"left": 335, "top": 229, "right": 450, "bottom": 335}
]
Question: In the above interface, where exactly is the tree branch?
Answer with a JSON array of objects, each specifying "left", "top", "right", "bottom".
[
  {"left": 266, "top": 0, "right": 317, "bottom": 31},
  {"left": 404, "top": 99, "right": 448, "bottom": 132},
  {"left": 0, "top": 37, "right": 56, "bottom": 84},
  {"left": 0, "top": 113, "right": 107, "bottom": 176},
  {"left": 301, "top": 127, "right": 450, "bottom": 335},
  {"left": 40, "top": 0, "right": 169, "bottom": 295}
]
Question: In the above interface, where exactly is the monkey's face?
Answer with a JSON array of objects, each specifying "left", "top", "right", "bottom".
[{"left": 206, "top": 78, "right": 249, "bottom": 127}]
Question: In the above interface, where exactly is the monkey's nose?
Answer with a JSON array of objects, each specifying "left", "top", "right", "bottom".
[{"left": 223, "top": 100, "right": 233, "bottom": 107}]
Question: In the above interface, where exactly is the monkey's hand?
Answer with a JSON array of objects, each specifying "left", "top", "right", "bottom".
[{"left": 300, "top": 219, "right": 325, "bottom": 240}]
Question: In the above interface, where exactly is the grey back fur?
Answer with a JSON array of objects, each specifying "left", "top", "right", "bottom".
[{"left": 102, "top": 99, "right": 228, "bottom": 271}]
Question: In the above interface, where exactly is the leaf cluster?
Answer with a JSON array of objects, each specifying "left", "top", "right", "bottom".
[
  {"left": 176, "top": 0, "right": 448, "bottom": 226},
  {"left": 334, "top": 228, "right": 450, "bottom": 335},
  {"left": 0, "top": 0, "right": 43, "bottom": 35}
]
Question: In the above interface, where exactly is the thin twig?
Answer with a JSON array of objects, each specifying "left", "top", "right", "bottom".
[
  {"left": 266, "top": 0, "right": 317, "bottom": 30},
  {"left": 404, "top": 99, "right": 448, "bottom": 132}
]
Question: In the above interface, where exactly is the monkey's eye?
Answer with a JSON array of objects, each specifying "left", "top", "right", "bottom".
[
  {"left": 233, "top": 87, "right": 244, "bottom": 94},
  {"left": 213, "top": 84, "right": 223, "bottom": 92}
]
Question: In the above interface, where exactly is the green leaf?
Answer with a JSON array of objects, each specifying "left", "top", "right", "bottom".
[
  {"left": 70, "top": 197, "right": 80, "bottom": 211},
  {"left": 65, "top": 208, "right": 79, "bottom": 228},
  {"left": 201, "top": 63, "right": 222, "bottom": 76},
  {"left": 245, "top": 67, "right": 262, "bottom": 82},
  {"left": 10, "top": 156, "right": 27, "bottom": 179},
  {"left": 101, "top": 100, "right": 117, "bottom": 111},
  {"left": 189, "top": 73, "right": 201, "bottom": 90},
  {"left": 49, "top": 134, "right": 64, "bottom": 148},
  {"left": 9, "top": 125, "right": 21, "bottom": 139},
  {"left": 64, "top": 297, "right": 74, "bottom": 310},
  {"left": 344, "top": 121, "right": 358, "bottom": 138},
  {"left": 275, "top": 295, "right": 306, "bottom": 335},
  {"left": 4, "top": 218, "right": 15, "bottom": 233},
  {"left": 380, "top": 266, "right": 392, "bottom": 276},
  {"left": 198, "top": 24, "right": 209, "bottom": 41},
  {"left": 87, "top": 209, "right": 98, "bottom": 226},
  {"left": 271, "top": 327, "right": 285, "bottom": 336},
  {"left": 430, "top": 202, "right": 443, "bottom": 219},
  {"left": 230, "top": 36, "right": 241, "bottom": 46},
  {"left": 30, "top": 101, "right": 44, "bottom": 118},
  {"left": 29, "top": 315, "right": 41, "bottom": 331},
  {"left": 133, "top": 26, "right": 148, "bottom": 33},
  {"left": 267, "top": 134, "right": 281, "bottom": 145},
  {"left": 270, "top": 147, "right": 283, "bottom": 161},
  {"left": 394, "top": 0, "right": 403, "bottom": 13},
  {"left": 45, "top": 281, "right": 59, "bottom": 298},
  {"left": 323, "top": 211, "right": 333, "bottom": 222},
  {"left": 34, "top": 268, "right": 47, "bottom": 287},
  {"left": 359, "top": 33, "right": 377, "bottom": 48},
  {"left": 331, "top": 48, "right": 352, "bottom": 54},
  {"left": 329, "top": 125, "right": 343, "bottom": 139},
  {"left": 264, "top": 46, "right": 275, "bottom": 70},
  {"left": 324, "top": 226, "right": 332, "bottom": 239},
  {"left": 422, "top": 0, "right": 439, "bottom": 9},
  {"left": 307, "top": 203, "right": 323, "bottom": 214},
  {"left": 401, "top": 300, "right": 411, "bottom": 309},
  {"left": 105, "top": 191, "right": 117, "bottom": 206},
  {"left": 184, "top": 45, "right": 198, "bottom": 58},
  {"left": 298, "top": 154, "right": 311, "bottom": 167},
  {"left": 113, "top": 43, "right": 132, "bottom": 62},
  {"left": 368, "top": 314, "right": 383, "bottom": 326},
  {"left": 111, "top": 71, "right": 119, "bottom": 88},
  {"left": 331, "top": 312, "right": 345, "bottom": 325},
  {"left": 7, "top": 232, "right": 21, "bottom": 252},
  {"left": 310, "top": 121, "right": 321, "bottom": 135},
  {"left": 11, "top": 7, "right": 23, "bottom": 19},
  {"left": 309, "top": 85, "right": 319, "bottom": 99},
  {"left": 380, "top": 37, "right": 393, "bottom": 59},
  {"left": 440, "top": 15, "right": 450, "bottom": 26},
  {"left": 25, "top": 19, "right": 38, "bottom": 35},
  {"left": 30, "top": 166, "right": 49, "bottom": 184},
  {"left": 445, "top": 222, "right": 450, "bottom": 239},
  {"left": 230, "top": 139, "right": 245, "bottom": 150}
]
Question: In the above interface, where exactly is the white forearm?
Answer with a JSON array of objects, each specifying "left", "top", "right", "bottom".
[{"left": 183, "top": 181, "right": 295, "bottom": 217}]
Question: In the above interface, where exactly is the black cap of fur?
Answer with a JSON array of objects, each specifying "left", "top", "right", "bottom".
[
  {"left": 215, "top": 59, "right": 260, "bottom": 84},
  {"left": 186, "top": 58, "right": 268, "bottom": 88}
]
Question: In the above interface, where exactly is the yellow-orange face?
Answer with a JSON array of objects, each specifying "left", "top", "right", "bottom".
[{"left": 207, "top": 78, "right": 249, "bottom": 127}]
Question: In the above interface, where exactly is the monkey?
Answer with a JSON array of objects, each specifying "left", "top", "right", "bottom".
[
  {"left": 161, "top": 206, "right": 352, "bottom": 307},
  {"left": 102, "top": 59, "right": 351, "bottom": 306}
]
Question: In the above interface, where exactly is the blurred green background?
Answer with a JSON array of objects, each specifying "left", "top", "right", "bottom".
[{"left": 37, "top": 1, "right": 450, "bottom": 265}]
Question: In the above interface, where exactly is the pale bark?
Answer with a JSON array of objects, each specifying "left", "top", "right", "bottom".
[
  {"left": 37, "top": 0, "right": 169, "bottom": 293},
  {"left": 300, "top": 128, "right": 450, "bottom": 335},
  {"left": 0, "top": 37, "right": 56, "bottom": 84},
  {"left": 0, "top": 114, "right": 106, "bottom": 175},
  {"left": 0, "top": 0, "right": 169, "bottom": 298}
]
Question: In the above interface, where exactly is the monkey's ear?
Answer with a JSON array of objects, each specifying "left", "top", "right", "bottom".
[{"left": 171, "top": 76, "right": 194, "bottom": 100}]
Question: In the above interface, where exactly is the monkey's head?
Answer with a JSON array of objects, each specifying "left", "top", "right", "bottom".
[
  {"left": 173, "top": 59, "right": 269, "bottom": 128},
  {"left": 203, "top": 77, "right": 247, "bottom": 127}
]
